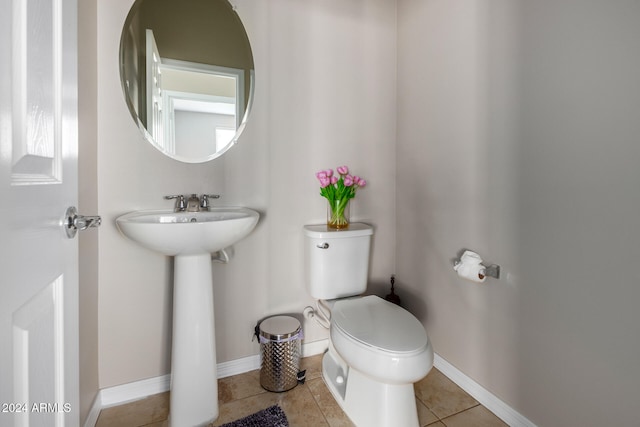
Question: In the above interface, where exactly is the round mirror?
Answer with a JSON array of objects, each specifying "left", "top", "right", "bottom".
[{"left": 119, "top": 0, "right": 254, "bottom": 163}]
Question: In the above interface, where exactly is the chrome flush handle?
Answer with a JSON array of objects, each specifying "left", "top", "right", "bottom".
[{"left": 317, "top": 243, "right": 329, "bottom": 249}]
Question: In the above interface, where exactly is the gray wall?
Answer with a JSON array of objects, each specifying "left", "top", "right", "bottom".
[
  {"left": 81, "top": 0, "right": 640, "bottom": 425},
  {"left": 94, "top": 0, "right": 397, "bottom": 389},
  {"left": 397, "top": 0, "right": 640, "bottom": 425}
]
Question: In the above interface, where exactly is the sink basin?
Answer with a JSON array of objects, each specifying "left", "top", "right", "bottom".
[
  {"left": 115, "top": 206, "right": 259, "bottom": 426},
  {"left": 116, "top": 207, "right": 259, "bottom": 256}
]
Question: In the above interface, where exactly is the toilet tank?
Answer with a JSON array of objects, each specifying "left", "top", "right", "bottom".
[{"left": 303, "top": 223, "right": 373, "bottom": 300}]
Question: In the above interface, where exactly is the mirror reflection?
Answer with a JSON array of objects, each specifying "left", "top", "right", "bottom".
[{"left": 120, "top": 0, "right": 254, "bottom": 163}]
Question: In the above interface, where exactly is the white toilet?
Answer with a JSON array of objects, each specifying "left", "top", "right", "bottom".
[{"left": 303, "top": 223, "right": 434, "bottom": 427}]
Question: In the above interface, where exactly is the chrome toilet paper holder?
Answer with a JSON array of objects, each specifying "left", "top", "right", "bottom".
[
  {"left": 453, "top": 250, "right": 501, "bottom": 279},
  {"left": 482, "top": 263, "right": 501, "bottom": 279}
]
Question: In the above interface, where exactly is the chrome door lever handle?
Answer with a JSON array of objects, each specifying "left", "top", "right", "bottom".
[{"left": 64, "top": 206, "right": 102, "bottom": 239}]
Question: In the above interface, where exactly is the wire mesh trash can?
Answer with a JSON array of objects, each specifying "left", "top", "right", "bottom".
[{"left": 257, "top": 315, "right": 303, "bottom": 392}]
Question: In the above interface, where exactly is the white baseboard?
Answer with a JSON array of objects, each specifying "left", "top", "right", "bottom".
[
  {"left": 100, "top": 374, "right": 171, "bottom": 408},
  {"left": 83, "top": 340, "right": 328, "bottom": 427},
  {"left": 82, "top": 394, "right": 101, "bottom": 427},
  {"left": 84, "top": 342, "right": 535, "bottom": 427},
  {"left": 217, "top": 353, "right": 261, "bottom": 379},
  {"left": 83, "top": 374, "right": 173, "bottom": 427},
  {"left": 302, "top": 338, "right": 329, "bottom": 357},
  {"left": 433, "top": 353, "right": 537, "bottom": 427}
]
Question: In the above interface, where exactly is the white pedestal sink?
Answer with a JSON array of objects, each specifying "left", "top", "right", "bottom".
[{"left": 116, "top": 207, "right": 259, "bottom": 427}]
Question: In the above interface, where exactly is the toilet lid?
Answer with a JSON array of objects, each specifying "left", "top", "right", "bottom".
[{"left": 332, "top": 295, "right": 428, "bottom": 354}]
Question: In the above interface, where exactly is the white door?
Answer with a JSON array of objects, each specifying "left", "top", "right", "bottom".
[{"left": 0, "top": 0, "right": 91, "bottom": 426}]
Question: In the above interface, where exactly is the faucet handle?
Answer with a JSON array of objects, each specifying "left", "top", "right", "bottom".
[
  {"left": 165, "top": 195, "right": 187, "bottom": 211},
  {"left": 200, "top": 194, "right": 220, "bottom": 210}
]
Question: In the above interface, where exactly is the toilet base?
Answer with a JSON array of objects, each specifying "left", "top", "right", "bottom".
[{"left": 322, "top": 348, "right": 420, "bottom": 427}]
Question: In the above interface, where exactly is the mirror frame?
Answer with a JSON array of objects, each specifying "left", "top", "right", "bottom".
[{"left": 119, "top": 0, "right": 255, "bottom": 163}]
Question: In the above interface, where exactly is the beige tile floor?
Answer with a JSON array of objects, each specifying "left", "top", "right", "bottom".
[{"left": 95, "top": 354, "right": 508, "bottom": 427}]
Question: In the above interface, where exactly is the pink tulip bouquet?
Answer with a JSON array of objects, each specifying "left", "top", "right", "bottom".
[{"left": 316, "top": 165, "right": 366, "bottom": 229}]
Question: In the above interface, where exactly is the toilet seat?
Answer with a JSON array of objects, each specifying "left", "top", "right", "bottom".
[
  {"left": 329, "top": 295, "right": 433, "bottom": 385},
  {"left": 332, "top": 295, "right": 428, "bottom": 354}
]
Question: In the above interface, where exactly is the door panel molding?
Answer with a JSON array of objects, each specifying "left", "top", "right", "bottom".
[
  {"left": 11, "top": 0, "right": 63, "bottom": 185},
  {"left": 13, "top": 275, "right": 67, "bottom": 426}
]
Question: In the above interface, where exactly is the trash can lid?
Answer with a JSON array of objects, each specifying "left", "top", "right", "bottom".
[{"left": 259, "top": 316, "right": 301, "bottom": 341}]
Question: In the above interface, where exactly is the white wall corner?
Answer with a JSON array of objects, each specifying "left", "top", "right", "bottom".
[{"left": 82, "top": 393, "right": 102, "bottom": 427}]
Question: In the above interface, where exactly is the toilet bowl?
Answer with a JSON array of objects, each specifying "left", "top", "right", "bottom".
[
  {"left": 322, "top": 296, "right": 433, "bottom": 427},
  {"left": 331, "top": 295, "right": 433, "bottom": 384},
  {"left": 303, "top": 224, "right": 433, "bottom": 427}
]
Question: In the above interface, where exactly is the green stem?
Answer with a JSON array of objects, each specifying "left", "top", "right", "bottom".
[{"left": 328, "top": 198, "right": 350, "bottom": 228}]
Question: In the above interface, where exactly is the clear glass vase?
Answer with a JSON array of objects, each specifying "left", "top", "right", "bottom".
[{"left": 327, "top": 199, "right": 350, "bottom": 229}]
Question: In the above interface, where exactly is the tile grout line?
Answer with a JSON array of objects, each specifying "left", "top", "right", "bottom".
[
  {"left": 303, "top": 381, "right": 332, "bottom": 427},
  {"left": 435, "top": 403, "right": 482, "bottom": 425},
  {"left": 304, "top": 379, "right": 333, "bottom": 427}
]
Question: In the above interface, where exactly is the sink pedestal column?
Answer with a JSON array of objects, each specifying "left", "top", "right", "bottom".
[{"left": 169, "top": 253, "right": 218, "bottom": 426}]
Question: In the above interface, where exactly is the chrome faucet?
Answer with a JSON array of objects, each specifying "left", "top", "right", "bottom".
[
  {"left": 165, "top": 194, "right": 220, "bottom": 212},
  {"left": 185, "top": 194, "right": 201, "bottom": 212},
  {"left": 200, "top": 194, "right": 220, "bottom": 211},
  {"left": 165, "top": 195, "right": 187, "bottom": 212}
]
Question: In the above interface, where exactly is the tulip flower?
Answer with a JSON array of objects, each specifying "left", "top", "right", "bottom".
[{"left": 319, "top": 177, "right": 331, "bottom": 188}]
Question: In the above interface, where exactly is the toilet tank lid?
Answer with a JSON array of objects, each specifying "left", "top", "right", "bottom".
[{"left": 303, "top": 223, "right": 373, "bottom": 238}]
